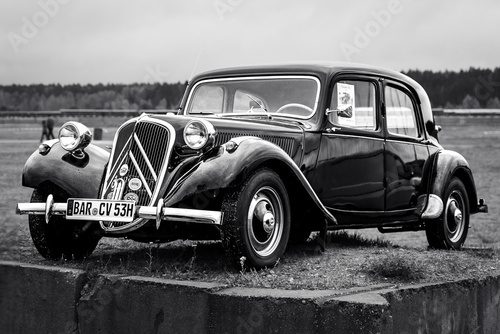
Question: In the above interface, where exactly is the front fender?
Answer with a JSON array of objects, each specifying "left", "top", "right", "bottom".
[
  {"left": 426, "top": 149, "right": 478, "bottom": 212},
  {"left": 164, "top": 137, "right": 336, "bottom": 224},
  {"left": 22, "top": 142, "right": 109, "bottom": 198}
]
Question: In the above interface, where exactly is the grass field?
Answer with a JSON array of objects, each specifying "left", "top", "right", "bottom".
[{"left": 0, "top": 116, "right": 499, "bottom": 289}]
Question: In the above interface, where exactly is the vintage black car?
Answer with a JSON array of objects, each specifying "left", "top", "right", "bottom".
[{"left": 17, "top": 63, "right": 488, "bottom": 268}]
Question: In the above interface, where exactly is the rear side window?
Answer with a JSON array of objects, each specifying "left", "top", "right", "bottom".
[
  {"left": 329, "top": 80, "right": 377, "bottom": 131},
  {"left": 385, "top": 86, "right": 419, "bottom": 138}
]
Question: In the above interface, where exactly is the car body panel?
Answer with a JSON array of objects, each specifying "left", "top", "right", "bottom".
[
  {"left": 313, "top": 133, "right": 385, "bottom": 211},
  {"left": 426, "top": 149, "right": 479, "bottom": 213},
  {"left": 22, "top": 142, "right": 109, "bottom": 198},
  {"left": 162, "top": 136, "right": 337, "bottom": 224}
]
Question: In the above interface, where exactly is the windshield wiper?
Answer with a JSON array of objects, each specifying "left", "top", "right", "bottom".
[
  {"left": 188, "top": 112, "right": 216, "bottom": 116},
  {"left": 246, "top": 94, "right": 268, "bottom": 112},
  {"left": 220, "top": 113, "right": 272, "bottom": 119}
]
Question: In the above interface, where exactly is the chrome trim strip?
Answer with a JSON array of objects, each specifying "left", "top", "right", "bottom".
[
  {"left": 328, "top": 207, "right": 416, "bottom": 214},
  {"left": 322, "top": 132, "right": 385, "bottom": 141},
  {"left": 105, "top": 136, "right": 132, "bottom": 187},
  {"left": 133, "top": 133, "right": 158, "bottom": 181},
  {"left": 16, "top": 200, "right": 222, "bottom": 226},
  {"left": 184, "top": 75, "right": 321, "bottom": 120},
  {"left": 385, "top": 138, "right": 428, "bottom": 147},
  {"left": 129, "top": 151, "right": 153, "bottom": 198},
  {"left": 144, "top": 118, "right": 176, "bottom": 204},
  {"left": 103, "top": 118, "right": 139, "bottom": 189}
]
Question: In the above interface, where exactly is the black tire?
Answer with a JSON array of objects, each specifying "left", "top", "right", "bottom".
[
  {"left": 221, "top": 168, "right": 291, "bottom": 268},
  {"left": 29, "top": 188, "right": 100, "bottom": 260},
  {"left": 425, "top": 178, "right": 470, "bottom": 250}
]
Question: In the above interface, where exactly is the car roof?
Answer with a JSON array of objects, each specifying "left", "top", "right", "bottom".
[{"left": 192, "top": 62, "right": 417, "bottom": 86}]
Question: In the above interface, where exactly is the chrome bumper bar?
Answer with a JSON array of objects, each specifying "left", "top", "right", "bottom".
[{"left": 16, "top": 195, "right": 222, "bottom": 227}]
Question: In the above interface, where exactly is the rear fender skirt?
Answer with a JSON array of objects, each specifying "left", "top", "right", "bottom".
[
  {"left": 163, "top": 137, "right": 337, "bottom": 224},
  {"left": 22, "top": 142, "right": 109, "bottom": 198}
]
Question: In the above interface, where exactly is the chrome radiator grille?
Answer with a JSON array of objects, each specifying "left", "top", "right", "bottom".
[
  {"left": 215, "top": 131, "right": 295, "bottom": 156},
  {"left": 101, "top": 118, "right": 174, "bottom": 230},
  {"left": 126, "top": 122, "right": 170, "bottom": 205}
]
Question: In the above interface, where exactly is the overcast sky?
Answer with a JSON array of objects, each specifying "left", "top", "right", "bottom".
[{"left": 1, "top": 0, "right": 499, "bottom": 84}]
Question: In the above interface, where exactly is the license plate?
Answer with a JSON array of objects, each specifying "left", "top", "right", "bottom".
[{"left": 66, "top": 199, "right": 136, "bottom": 222}]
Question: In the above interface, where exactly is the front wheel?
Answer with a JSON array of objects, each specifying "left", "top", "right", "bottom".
[
  {"left": 425, "top": 178, "right": 470, "bottom": 249},
  {"left": 221, "top": 168, "right": 291, "bottom": 268},
  {"left": 29, "top": 188, "right": 101, "bottom": 260}
]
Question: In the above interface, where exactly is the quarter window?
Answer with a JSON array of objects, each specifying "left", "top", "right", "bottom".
[
  {"left": 329, "top": 80, "right": 377, "bottom": 131},
  {"left": 385, "top": 86, "right": 419, "bottom": 138}
]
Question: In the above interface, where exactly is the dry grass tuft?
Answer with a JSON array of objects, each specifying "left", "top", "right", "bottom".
[{"left": 364, "top": 253, "right": 425, "bottom": 282}]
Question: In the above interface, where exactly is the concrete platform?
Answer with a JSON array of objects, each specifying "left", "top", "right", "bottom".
[{"left": 1, "top": 261, "right": 499, "bottom": 333}]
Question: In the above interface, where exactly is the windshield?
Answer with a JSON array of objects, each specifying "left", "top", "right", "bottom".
[{"left": 185, "top": 76, "right": 320, "bottom": 119}]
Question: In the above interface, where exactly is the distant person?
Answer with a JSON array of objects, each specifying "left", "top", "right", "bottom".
[
  {"left": 46, "top": 117, "right": 55, "bottom": 139},
  {"left": 40, "top": 120, "right": 49, "bottom": 142}
]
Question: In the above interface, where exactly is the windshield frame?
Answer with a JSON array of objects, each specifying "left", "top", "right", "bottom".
[{"left": 183, "top": 75, "right": 321, "bottom": 120}]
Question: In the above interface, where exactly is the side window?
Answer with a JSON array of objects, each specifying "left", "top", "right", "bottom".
[
  {"left": 189, "top": 85, "right": 223, "bottom": 114},
  {"left": 385, "top": 86, "right": 419, "bottom": 138},
  {"left": 329, "top": 80, "right": 377, "bottom": 131}
]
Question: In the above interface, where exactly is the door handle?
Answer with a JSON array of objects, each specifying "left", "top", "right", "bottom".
[{"left": 325, "top": 127, "right": 341, "bottom": 133}]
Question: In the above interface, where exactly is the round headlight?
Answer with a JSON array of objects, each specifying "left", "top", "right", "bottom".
[
  {"left": 58, "top": 121, "right": 92, "bottom": 152},
  {"left": 183, "top": 120, "right": 215, "bottom": 150}
]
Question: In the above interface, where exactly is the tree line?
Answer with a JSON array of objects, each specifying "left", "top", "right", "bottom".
[
  {"left": 404, "top": 67, "right": 500, "bottom": 108},
  {"left": 0, "top": 82, "right": 187, "bottom": 111},
  {"left": 1, "top": 67, "right": 500, "bottom": 111}
]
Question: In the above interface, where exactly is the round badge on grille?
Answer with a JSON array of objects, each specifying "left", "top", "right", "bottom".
[
  {"left": 119, "top": 164, "right": 129, "bottom": 176},
  {"left": 128, "top": 178, "right": 142, "bottom": 191},
  {"left": 124, "top": 192, "right": 139, "bottom": 203}
]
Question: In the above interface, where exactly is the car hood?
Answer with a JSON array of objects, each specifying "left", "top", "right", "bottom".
[{"left": 148, "top": 114, "right": 306, "bottom": 160}]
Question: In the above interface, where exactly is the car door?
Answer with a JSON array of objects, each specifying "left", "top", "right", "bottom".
[
  {"left": 383, "top": 81, "right": 429, "bottom": 215},
  {"left": 314, "top": 76, "right": 385, "bottom": 214}
]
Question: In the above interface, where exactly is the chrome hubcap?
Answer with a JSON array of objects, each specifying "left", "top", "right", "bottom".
[
  {"left": 445, "top": 191, "right": 465, "bottom": 243},
  {"left": 247, "top": 186, "right": 283, "bottom": 257}
]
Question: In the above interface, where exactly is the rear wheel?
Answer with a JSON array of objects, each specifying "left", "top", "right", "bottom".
[
  {"left": 425, "top": 178, "right": 469, "bottom": 249},
  {"left": 221, "top": 169, "right": 290, "bottom": 268},
  {"left": 29, "top": 187, "right": 100, "bottom": 260}
]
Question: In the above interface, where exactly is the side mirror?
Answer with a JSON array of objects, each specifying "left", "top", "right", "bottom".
[
  {"left": 326, "top": 106, "right": 353, "bottom": 118},
  {"left": 435, "top": 125, "right": 442, "bottom": 133}
]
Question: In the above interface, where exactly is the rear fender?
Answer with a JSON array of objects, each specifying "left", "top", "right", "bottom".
[
  {"left": 163, "top": 137, "right": 336, "bottom": 224},
  {"left": 423, "top": 149, "right": 479, "bottom": 213},
  {"left": 22, "top": 142, "right": 109, "bottom": 198}
]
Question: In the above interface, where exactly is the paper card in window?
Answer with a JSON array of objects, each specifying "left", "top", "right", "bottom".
[{"left": 337, "top": 83, "right": 355, "bottom": 127}]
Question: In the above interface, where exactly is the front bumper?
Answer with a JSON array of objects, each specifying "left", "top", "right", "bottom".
[{"left": 16, "top": 194, "right": 223, "bottom": 227}]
